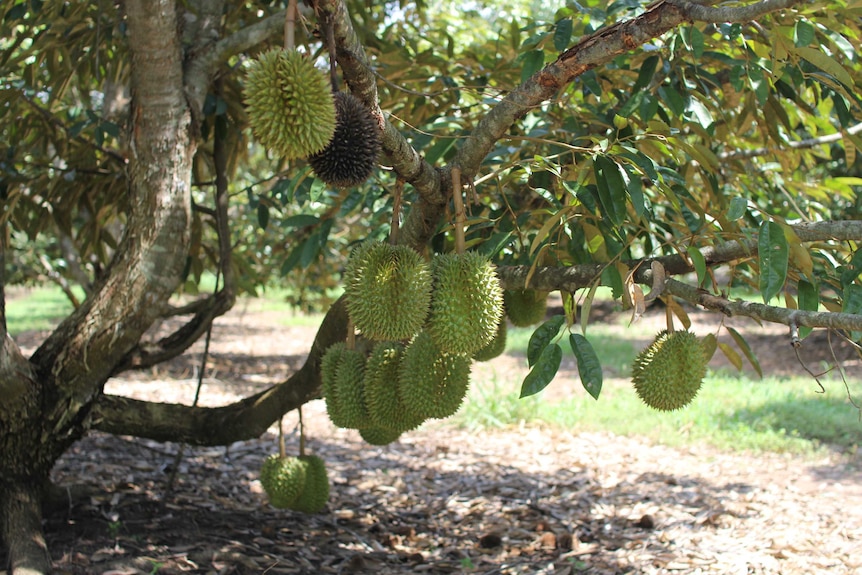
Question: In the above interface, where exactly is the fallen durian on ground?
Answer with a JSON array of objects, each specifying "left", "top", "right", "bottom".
[
  {"left": 260, "top": 454, "right": 329, "bottom": 513},
  {"left": 631, "top": 330, "right": 708, "bottom": 411},
  {"left": 309, "top": 91, "right": 381, "bottom": 188},
  {"left": 504, "top": 289, "right": 548, "bottom": 327},
  {"left": 344, "top": 242, "right": 432, "bottom": 341},
  {"left": 399, "top": 331, "right": 471, "bottom": 420},
  {"left": 243, "top": 48, "right": 336, "bottom": 159},
  {"left": 427, "top": 251, "right": 504, "bottom": 356}
]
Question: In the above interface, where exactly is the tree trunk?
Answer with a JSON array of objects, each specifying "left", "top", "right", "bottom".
[{"left": 1, "top": 482, "right": 50, "bottom": 575}]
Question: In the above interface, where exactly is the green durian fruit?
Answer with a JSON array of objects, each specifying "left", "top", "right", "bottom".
[
  {"left": 359, "top": 426, "right": 402, "bottom": 445},
  {"left": 399, "top": 331, "right": 471, "bottom": 420},
  {"left": 290, "top": 455, "right": 330, "bottom": 514},
  {"left": 243, "top": 49, "right": 336, "bottom": 159},
  {"left": 332, "top": 347, "right": 370, "bottom": 429},
  {"left": 631, "top": 330, "right": 707, "bottom": 411},
  {"left": 427, "top": 252, "right": 504, "bottom": 356},
  {"left": 472, "top": 319, "right": 507, "bottom": 362},
  {"left": 260, "top": 454, "right": 307, "bottom": 509},
  {"left": 344, "top": 242, "right": 432, "bottom": 341},
  {"left": 363, "top": 342, "right": 426, "bottom": 432},
  {"left": 321, "top": 342, "right": 348, "bottom": 426},
  {"left": 504, "top": 289, "right": 548, "bottom": 327},
  {"left": 308, "top": 91, "right": 381, "bottom": 188}
]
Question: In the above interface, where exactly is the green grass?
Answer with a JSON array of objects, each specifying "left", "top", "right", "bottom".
[
  {"left": 5, "top": 286, "right": 79, "bottom": 335},
  {"left": 456, "top": 362, "right": 862, "bottom": 456}
]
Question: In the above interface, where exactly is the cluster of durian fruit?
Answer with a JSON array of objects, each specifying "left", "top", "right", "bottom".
[
  {"left": 631, "top": 329, "right": 709, "bottom": 411},
  {"left": 259, "top": 452, "right": 329, "bottom": 513},
  {"left": 322, "top": 242, "right": 549, "bottom": 444},
  {"left": 243, "top": 48, "right": 380, "bottom": 188}
]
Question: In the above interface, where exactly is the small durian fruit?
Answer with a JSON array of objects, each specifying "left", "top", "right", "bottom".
[
  {"left": 243, "top": 48, "right": 336, "bottom": 159},
  {"left": 472, "top": 319, "right": 507, "bottom": 362},
  {"left": 308, "top": 91, "right": 381, "bottom": 188},
  {"left": 332, "top": 347, "right": 371, "bottom": 429},
  {"left": 290, "top": 455, "right": 330, "bottom": 513},
  {"left": 344, "top": 242, "right": 432, "bottom": 341},
  {"left": 363, "top": 342, "right": 426, "bottom": 432},
  {"left": 399, "top": 331, "right": 471, "bottom": 420},
  {"left": 359, "top": 426, "right": 402, "bottom": 446},
  {"left": 321, "top": 342, "right": 348, "bottom": 427},
  {"left": 631, "top": 330, "right": 707, "bottom": 411},
  {"left": 260, "top": 454, "right": 307, "bottom": 509},
  {"left": 504, "top": 289, "right": 549, "bottom": 327},
  {"left": 427, "top": 252, "right": 504, "bottom": 356}
]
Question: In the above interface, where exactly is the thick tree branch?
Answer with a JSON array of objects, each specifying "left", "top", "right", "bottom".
[
  {"left": 91, "top": 298, "right": 349, "bottom": 445},
  {"left": 664, "top": 0, "right": 802, "bottom": 24}
]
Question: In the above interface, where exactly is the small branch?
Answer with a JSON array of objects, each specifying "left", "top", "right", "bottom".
[
  {"left": 663, "top": 0, "right": 803, "bottom": 24},
  {"left": 721, "top": 121, "right": 862, "bottom": 160},
  {"left": 665, "top": 278, "right": 862, "bottom": 332}
]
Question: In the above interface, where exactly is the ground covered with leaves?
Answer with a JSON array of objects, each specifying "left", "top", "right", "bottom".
[{"left": 7, "top": 302, "right": 862, "bottom": 574}]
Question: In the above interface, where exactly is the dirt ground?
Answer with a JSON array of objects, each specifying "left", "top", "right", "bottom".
[{"left": 5, "top": 300, "right": 862, "bottom": 574}]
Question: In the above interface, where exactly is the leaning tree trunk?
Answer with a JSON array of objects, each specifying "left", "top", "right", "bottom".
[{"left": 0, "top": 1, "right": 195, "bottom": 573}]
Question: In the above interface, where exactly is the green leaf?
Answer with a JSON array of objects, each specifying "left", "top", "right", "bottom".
[
  {"left": 520, "top": 49, "right": 545, "bottom": 84},
  {"left": 842, "top": 284, "right": 862, "bottom": 341},
  {"left": 797, "top": 279, "right": 818, "bottom": 339},
  {"left": 718, "top": 341, "right": 743, "bottom": 371},
  {"left": 527, "top": 314, "right": 565, "bottom": 367},
  {"left": 794, "top": 20, "right": 815, "bottom": 47},
  {"left": 690, "top": 26, "right": 705, "bottom": 58},
  {"left": 282, "top": 214, "right": 320, "bottom": 228},
  {"left": 687, "top": 246, "right": 707, "bottom": 287},
  {"left": 553, "top": 18, "right": 573, "bottom": 52},
  {"left": 758, "top": 221, "right": 788, "bottom": 304},
  {"left": 621, "top": 163, "right": 645, "bottom": 217},
  {"left": 570, "top": 334, "right": 603, "bottom": 400},
  {"left": 593, "top": 156, "right": 626, "bottom": 226},
  {"left": 727, "top": 196, "right": 747, "bottom": 220},
  {"left": 795, "top": 46, "right": 854, "bottom": 87},
  {"left": 520, "top": 343, "right": 562, "bottom": 398},
  {"left": 727, "top": 327, "right": 762, "bottom": 378},
  {"left": 633, "top": 55, "right": 659, "bottom": 92},
  {"left": 840, "top": 249, "right": 862, "bottom": 287},
  {"left": 257, "top": 203, "right": 270, "bottom": 230}
]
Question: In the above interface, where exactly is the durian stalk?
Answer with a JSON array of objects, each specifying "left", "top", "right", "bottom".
[
  {"left": 284, "top": 0, "right": 296, "bottom": 50},
  {"left": 451, "top": 167, "right": 466, "bottom": 254},
  {"left": 278, "top": 415, "right": 286, "bottom": 458},
  {"left": 298, "top": 407, "right": 305, "bottom": 457},
  {"left": 390, "top": 179, "right": 403, "bottom": 245}
]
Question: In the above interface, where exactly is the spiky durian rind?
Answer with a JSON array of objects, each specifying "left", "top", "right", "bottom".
[
  {"left": 290, "top": 455, "right": 330, "bottom": 514},
  {"left": 472, "top": 319, "right": 507, "bottom": 362},
  {"left": 260, "top": 454, "right": 307, "bottom": 509},
  {"left": 363, "top": 341, "right": 426, "bottom": 432},
  {"left": 243, "top": 49, "right": 336, "bottom": 159},
  {"left": 344, "top": 242, "right": 432, "bottom": 341},
  {"left": 504, "top": 289, "right": 549, "bottom": 327},
  {"left": 321, "top": 342, "right": 348, "bottom": 427},
  {"left": 427, "top": 252, "right": 504, "bottom": 356},
  {"left": 308, "top": 92, "right": 381, "bottom": 188},
  {"left": 631, "top": 330, "right": 707, "bottom": 411},
  {"left": 399, "top": 331, "right": 471, "bottom": 420},
  {"left": 331, "top": 347, "right": 370, "bottom": 429},
  {"left": 359, "top": 426, "right": 403, "bottom": 446}
]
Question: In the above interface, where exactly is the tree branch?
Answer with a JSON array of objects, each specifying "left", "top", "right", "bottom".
[
  {"left": 721, "top": 121, "right": 862, "bottom": 160},
  {"left": 663, "top": 0, "right": 803, "bottom": 24}
]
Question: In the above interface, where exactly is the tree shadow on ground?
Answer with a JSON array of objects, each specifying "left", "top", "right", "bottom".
[{"left": 28, "top": 431, "right": 768, "bottom": 575}]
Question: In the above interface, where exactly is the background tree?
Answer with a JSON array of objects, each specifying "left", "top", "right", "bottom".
[{"left": 1, "top": 0, "right": 861, "bottom": 572}]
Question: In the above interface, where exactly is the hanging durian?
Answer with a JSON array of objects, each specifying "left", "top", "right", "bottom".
[
  {"left": 308, "top": 92, "right": 381, "bottom": 188},
  {"left": 399, "top": 331, "right": 471, "bottom": 420},
  {"left": 504, "top": 289, "right": 549, "bottom": 327},
  {"left": 344, "top": 242, "right": 432, "bottom": 341},
  {"left": 427, "top": 251, "right": 504, "bottom": 356},
  {"left": 260, "top": 454, "right": 307, "bottom": 509},
  {"left": 472, "top": 319, "right": 507, "bottom": 362},
  {"left": 290, "top": 455, "right": 330, "bottom": 513},
  {"left": 631, "top": 330, "right": 707, "bottom": 411},
  {"left": 243, "top": 48, "right": 336, "bottom": 159},
  {"left": 363, "top": 341, "right": 426, "bottom": 432}
]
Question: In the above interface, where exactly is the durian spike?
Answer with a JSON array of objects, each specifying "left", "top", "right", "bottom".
[
  {"left": 298, "top": 406, "right": 306, "bottom": 457},
  {"left": 389, "top": 179, "right": 404, "bottom": 245},
  {"left": 451, "top": 166, "right": 466, "bottom": 254},
  {"left": 284, "top": 0, "right": 297, "bottom": 50},
  {"left": 278, "top": 415, "right": 286, "bottom": 458}
]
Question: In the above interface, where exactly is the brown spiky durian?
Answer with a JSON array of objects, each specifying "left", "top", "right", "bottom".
[
  {"left": 243, "top": 49, "right": 336, "bottom": 159},
  {"left": 308, "top": 92, "right": 381, "bottom": 188}
]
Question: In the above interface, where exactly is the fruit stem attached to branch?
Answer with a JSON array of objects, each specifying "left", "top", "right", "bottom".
[
  {"left": 451, "top": 167, "right": 466, "bottom": 254},
  {"left": 284, "top": 0, "right": 296, "bottom": 50}
]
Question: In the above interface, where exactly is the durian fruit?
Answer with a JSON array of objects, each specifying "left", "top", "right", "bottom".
[
  {"left": 344, "top": 242, "right": 432, "bottom": 341},
  {"left": 321, "top": 342, "right": 348, "bottom": 427},
  {"left": 290, "top": 455, "right": 330, "bottom": 514},
  {"left": 359, "top": 426, "right": 403, "bottom": 446},
  {"left": 427, "top": 252, "right": 504, "bottom": 356},
  {"left": 332, "top": 347, "right": 370, "bottom": 429},
  {"left": 308, "top": 91, "right": 381, "bottom": 188},
  {"left": 631, "top": 330, "right": 707, "bottom": 411},
  {"left": 363, "top": 342, "right": 426, "bottom": 432},
  {"left": 260, "top": 454, "right": 307, "bottom": 509},
  {"left": 399, "top": 331, "right": 471, "bottom": 420},
  {"left": 243, "top": 49, "right": 336, "bottom": 159},
  {"left": 504, "top": 289, "right": 549, "bottom": 327},
  {"left": 472, "top": 319, "right": 507, "bottom": 362}
]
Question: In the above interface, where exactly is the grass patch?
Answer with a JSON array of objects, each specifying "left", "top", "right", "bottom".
[
  {"left": 456, "top": 360, "right": 862, "bottom": 456},
  {"left": 6, "top": 287, "right": 79, "bottom": 335}
]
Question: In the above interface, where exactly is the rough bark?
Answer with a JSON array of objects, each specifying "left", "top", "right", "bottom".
[{"left": 0, "top": 483, "right": 50, "bottom": 575}]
